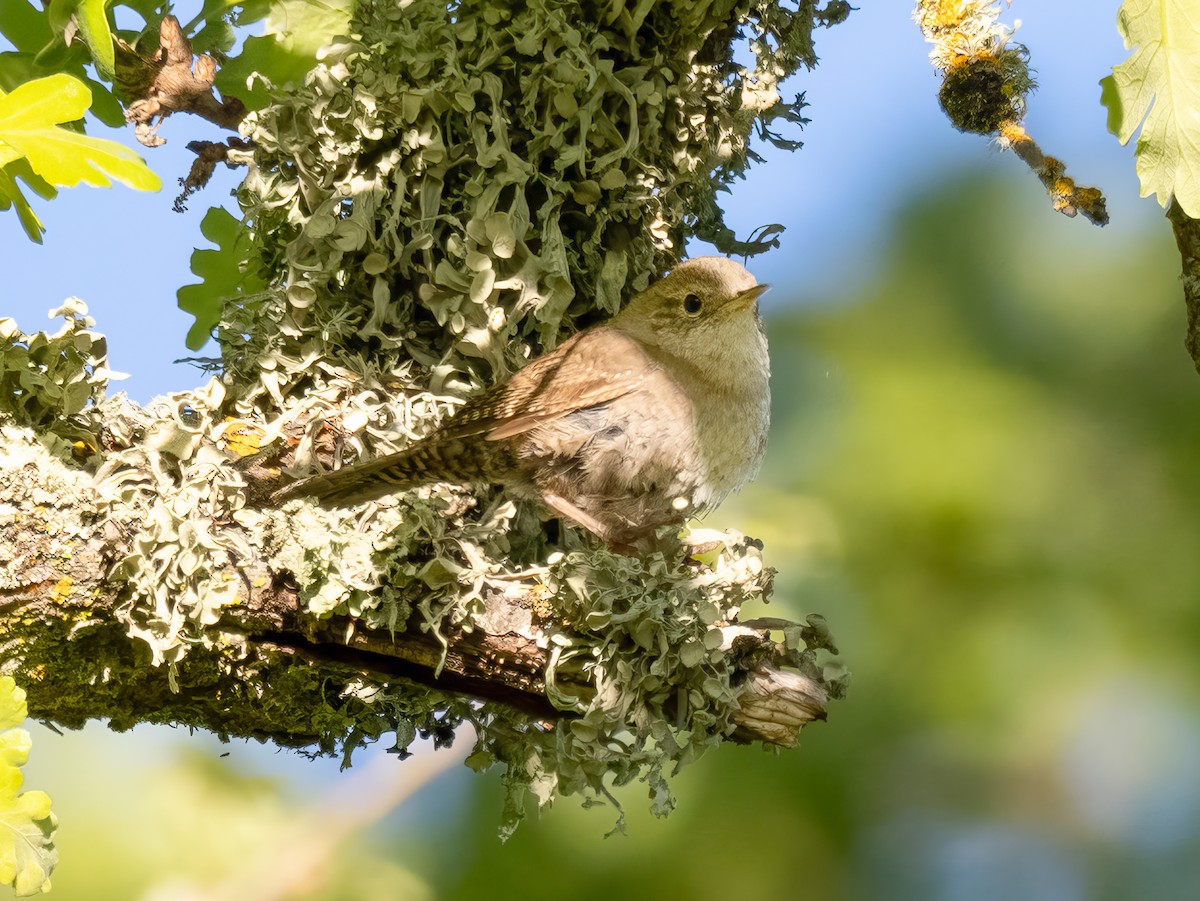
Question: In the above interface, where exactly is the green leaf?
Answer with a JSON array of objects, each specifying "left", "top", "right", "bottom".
[
  {"left": 178, "top": 206, "right": 268, "bottom": 349},
  {"left": 0, "top": 73, "right": 160, "bottom": 192},
  {"left": 1102, "top": 0, "right": 1200, "bottom": 216},
  {"left": 0, "top": 730, "right": 31, "bottom": 773},
  {"left": 0, "top": 159, "right": 57, "bottom": 242},
  {"left": 73, "top": 0, "right": 116, "bottom": 81},
  {"left": 80, "top": 72, "right": 123, "bottom": 126},
  {"left": 0, "top": 0, "right": 54, "bottom": 53},
  {"left": 0, "top": 0, "right": 123, "bottom": 127},
  {"left": 185, "top": 0, "right": 245, "bottom": 52},
  {"left": 260, "top": 0, "right": 354, "bottom": 56},
  {"left": 0, "top": 678, "right": 26, "bottom": 733},
  {"left": 0, "top": 677, "right": 56, "bottom": 898},
  {"left": 118, "top": 0, "right": 173, "bottom": 20},
  {"left": 190, "top": 18, "right": 237, "bottom": 56},
  {"left": 214, "top": 0, "right": 353, "bottom": 111},
  {"left": 0, "top": 53, "right": 43, "bottom": 93},
  {"left": 0, "top": 770, "right": 55, "bottom": 897},
  {"left": 0, "top": 51, "right": 125, "bottom": 126}
]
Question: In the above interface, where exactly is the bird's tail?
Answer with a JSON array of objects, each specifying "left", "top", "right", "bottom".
[{"left": 270, "top": 436, "right": 502, "bottom": 507}]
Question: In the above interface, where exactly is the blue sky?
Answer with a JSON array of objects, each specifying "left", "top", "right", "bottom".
[{"left": 3, "top": 1, "right": 1149, "bottom": 403}]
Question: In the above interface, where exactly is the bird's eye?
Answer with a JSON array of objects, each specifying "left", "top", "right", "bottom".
[{"left": 683, "top": 294, "right": 702, "bottom": 315}]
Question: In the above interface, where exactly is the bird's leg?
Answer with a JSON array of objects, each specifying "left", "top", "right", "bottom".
[
  {"left": 540, "top": 492, "right": 611, "bottom": 541},
  {"left": 540, "top": 493, "right": 645, "bottom": 555}
]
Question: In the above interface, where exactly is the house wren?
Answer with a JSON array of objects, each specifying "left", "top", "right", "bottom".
[{"left": 273, "top": 256, "right": 771, "bottom": 544}]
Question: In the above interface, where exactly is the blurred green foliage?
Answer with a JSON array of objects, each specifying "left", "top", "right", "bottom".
[
  {"left": 438, "top": 175, "right": 1200, "bottom": 900},
  {"left": 25, "top": 172, "right": 1200, "bottom": 900}
]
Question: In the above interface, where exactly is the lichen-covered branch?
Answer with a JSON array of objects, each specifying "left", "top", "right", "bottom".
[
  {"left": 3, "top": 0, "right": 850, "bottom": 830},
  {"left": 3, "top": 469, "right": 829, "bottom": 748},
  {"left": 998, "top": 121, "right": 1108, "bottom": 223},
  {"left": 0, "top": 339, "right": 838, "bottom": 828},
  {"left": 0, "top": 302, "right": 839, "bottom": 831},
  {"left": 915, "top": 0, "right": 1108, "bottom": 225}
]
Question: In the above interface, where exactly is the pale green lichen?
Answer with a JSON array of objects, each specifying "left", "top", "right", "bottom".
[
  {"left": 216, "top": 0, "right": 847, "bottom": 411},
  {"left": 2, "top": 0, "right": 849, "bottom": 831},
  {"left": 0, "top": 299, "right": 123, "bottom": 460},
  {"left": 95, "top": 379, "right": 256, "bottom": 665},
  {"left": 0, "top": 301, "right": 834, "bottom": 831},
  {"left": 533, "top": 530, "right": 774, "bottom": 833}
]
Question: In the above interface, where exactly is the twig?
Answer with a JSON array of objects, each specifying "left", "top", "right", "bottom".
[
  {"left": 915, "top": 0, "right": 1108, "bottom": 226},
  {"left": 1000, "top": 121, "right": 1109, "bottom": 225},
  {"left": 121, "top": 16, "right": 246, "bottom": 148},
  {"left": 174, "top": 138, "right": 254, "bottom": 211}
]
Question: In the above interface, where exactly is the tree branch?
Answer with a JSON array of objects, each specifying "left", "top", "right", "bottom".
[
  {"left": 1, "top": 404, "right": 832, "bottom": 754},
  {"left": 916, "top": 0, "right": 1109, "bottom": 226},
  {"left": 118, "top": 16, "right": 246, "bottom": 148}
]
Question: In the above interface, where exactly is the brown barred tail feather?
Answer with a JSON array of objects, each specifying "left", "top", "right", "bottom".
[{"left": 270, "top": 436, "right": 507, "bottom": 507}]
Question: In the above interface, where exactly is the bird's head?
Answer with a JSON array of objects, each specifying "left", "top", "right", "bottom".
[{"left": 612, "top": 256, "right": 770, "bottom": 373}]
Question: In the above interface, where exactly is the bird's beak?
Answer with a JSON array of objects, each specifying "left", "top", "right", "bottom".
[{"left": 732, "top": 282, "right": 770, "bottom": 311}]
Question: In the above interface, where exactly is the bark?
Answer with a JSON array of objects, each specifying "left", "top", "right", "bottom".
[{"left": 1169, "top": 201, "right": 1200, "bottom": 372}]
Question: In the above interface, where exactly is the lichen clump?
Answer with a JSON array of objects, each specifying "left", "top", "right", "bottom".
[
  {"left": 916, "top": 0, "right": 1035, "bottom": 134},
  {"left": 0, "top": 299, "right": 120, "bottom": 458},
  {"left": 225, "top": 0, "right": 845, "bottom": 409},
  {"left": 2, "top": 0, "right": 849, "bottom": 829}
]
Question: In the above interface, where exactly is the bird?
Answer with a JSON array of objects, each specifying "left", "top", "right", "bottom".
[{"left": 272, "top": 256, "right": 771, "bottom": 546}]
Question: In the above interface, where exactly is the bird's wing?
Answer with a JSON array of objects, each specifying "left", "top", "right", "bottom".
[
  {"left": 270, "top": 329, "right": 654, "bottom": 507},
  {"left": 439, "top": 327, "right": 654, "bottom": 442}
]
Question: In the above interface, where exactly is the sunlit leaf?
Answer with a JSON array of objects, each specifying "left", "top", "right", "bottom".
[
  {"left": 0, "top": 677, "right": 56, "bottom": 898},
  {"left": 0, "top": 679, "right": 25, "bottom": 733},
  {"left": 73, "top": 0, "right": 115, "bottom": 81},
  {"left": 0, "top": 158, "right": 55, "bottom": 242},
  {"left": 1101, "top": 0, "right": 1200, "bottom": 215},
  {"left": 2, "top": 0, "right": 125, "bottom": 126},
  {"left": 0, "top": 73, "right": 160, "bottom": 192},
  {"left": 214, "top": 0, "right": 353, "bottom": 111}
]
